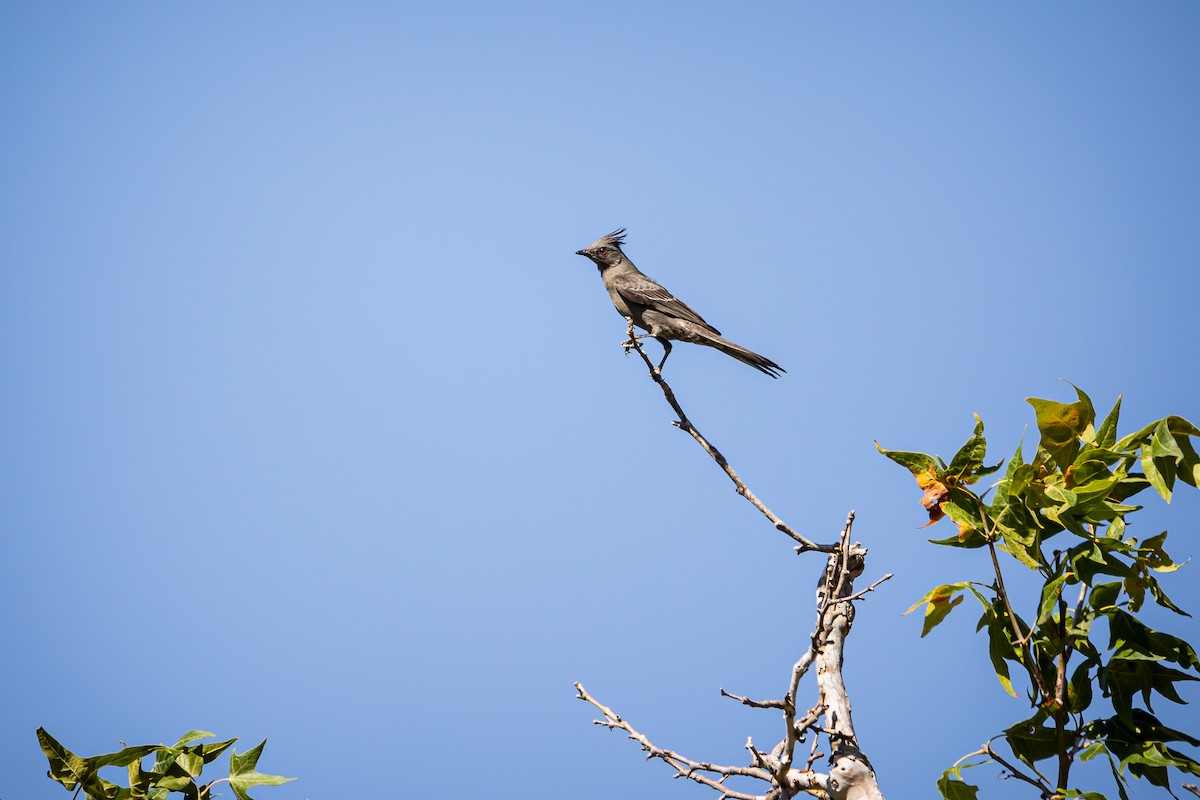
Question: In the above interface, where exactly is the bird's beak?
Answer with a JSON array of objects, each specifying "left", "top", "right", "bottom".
[{"left": 575, "top": 249, "right": 588, "bottom": 256}]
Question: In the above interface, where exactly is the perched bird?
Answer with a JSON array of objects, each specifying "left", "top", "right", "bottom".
[{"left": 575, "top": 228, "right": 785, "bottom": 378}]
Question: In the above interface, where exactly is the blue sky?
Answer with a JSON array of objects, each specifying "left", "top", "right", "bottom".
[{"left": 2, "top": 3, "right": 1198, "bottom": 799}]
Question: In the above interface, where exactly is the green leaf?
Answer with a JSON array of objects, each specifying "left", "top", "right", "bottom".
[
  {"left": 1036, "top": 573, "right": 1069, "bottom": 629},
  {"left": 1141, "top": 449, "right": 1173, "bottom": 503},
  {"left": 1142, "top": 573, "right": 1189, "bottom": 617},
  {"left": 927, "top": 527, "right": 990, "bottom": 549},
  {"left": 937, "top": 758, "right": 989, "bottom": 800},
  {"left": 155, "top": 775, "right": 195, "bottom": 791},
  {"left": 171, "top": 731, "right": 216, "bottom": 749},
  {"left": 1107, "top": 472, "right": 1151, "bottom": 503},
  {"left": 1102, "top": 658, "right": 1200, "bottom": 715},
  {"left": 229, "top": 740, "right": 294, "bottom": 800},
  {"left": 940, "top": 486, "right": 989, "bottom": 540},
  {"left": 1176, "top": 434, "right": 1200, "bottom": 488},
  {"left": 1107, "top": 610, "right": 1200, "bottom": 669},
  {"left": 995, "top": 515, "right": 1043, "bottom": 570},
  {"left": 904, "top": 583, "right": 972, "bottom": 637},
  {"left": 976, "top": 594, "right": 1023, "bottom": 697},
  {"left": 1150, "top": 419, "right": 1184, "bottom": 461},
  {"left": 1095, "top": 395, "right": 1123, "bottom": 449},
  {"left": 939, "top": 415, "right": 1003, "bottom": 484},
  {"left": 37, "top": 728, "right": 89, "bottom": 790},
  {"left": 1090, "top": 710, "right": 1200, "bottom": 789},
  {"left": 176, "top": 751, "right": 203, "bottom": 777},
  {"left": 876, "top": 442, "right": 938, "bottom": 478},
  {"left": 1004, "top": 711, "right": 1063, "bottom": 765},
  {"left": 37, "top": 728, "right": 164, "bottom": 800},
  {"left": 1067, "top": 475, "right": 1121, "bottom": 507},
  {"left": 1099, "top": 743, "right": 1133, "bottom": 800},
  {"left": 1165, "top": 415, "right": 1200, "bottom": 438},
  {"left": 1112, "top": 415, "right": 1199, "bottom": 456},
  {"left": 1138, "top": 531, "right": 1176, "bottom": 572},
  {"left": 197, "top": 738, "right": 238, "bottom": 765},
  {"left": 1113, "top": 420, "right": 1158, "bottom": 453},
  {"left": 1090, "top": 581, "right": 1122, "bottom": 612},
  {"left": 1106, "top": 515, "right": 1126, "bottom": 540},
  {"left": 1071, "top": 540, "right": 1132, "bottom": 586},
  {"left": 1068, "top": 661, "right": 1094, "bottom": 713},
  {"left": 1044, "top": 481, "right": 1079, "bottom": 509},
  {"left": 989, "top": 439, "right": 1025, "bottom": 513},
  {"left": 936, "top": 771, "right": 980, "bottom": 800},
  {"left": 1028, "top": 386, "right": 1095, "bottom": 470}
]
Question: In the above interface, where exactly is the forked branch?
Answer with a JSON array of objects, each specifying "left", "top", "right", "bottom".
[{"left": 578, "top": 514, "right": 888, "bottom": 799}]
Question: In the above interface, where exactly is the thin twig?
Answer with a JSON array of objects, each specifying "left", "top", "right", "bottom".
[
  {"left": 721, "top": 689, "right": 786, "bottom": 710},
  {"left": 575, "top": 682, "right": 771, "bottom": 799},
  {"left": 842, "top": 573, "right": 894, "bottom": 604},
  {"left": 984, "top": 741, "right": 1055, "bottom": 796},
  {"left": 987, "top": 536, "right": 1052, "bottom": 702},
  {"left": 623, "top": 320, "right": 834, "bottom": 554}
]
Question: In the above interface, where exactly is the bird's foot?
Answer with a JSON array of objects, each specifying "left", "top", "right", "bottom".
[{"left": 621, "top": 334, "right": 649, "bottom": 351}]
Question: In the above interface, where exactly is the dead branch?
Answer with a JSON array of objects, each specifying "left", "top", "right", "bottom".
[
  {"left": 720, "top": 689, "right": 787, "bottom": 710},
  {"left": 577, "top": 513, "right": 886, "bottom": 799},
  {"left": 575, "top": 682, "right": 773, "bottom": 800},
  {"left": 622, "top": 319, "right": 834, "bottom": 554},
  {"left": 575, "top": 337, "right": 886, "bottom": 798}
]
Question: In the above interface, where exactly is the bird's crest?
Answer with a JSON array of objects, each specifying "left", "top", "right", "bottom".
[{"left": 597, "top": 228, "right": 627, "bottom": 248}]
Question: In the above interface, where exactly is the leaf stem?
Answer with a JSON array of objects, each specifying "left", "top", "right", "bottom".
[{"left": 988, "top": 537, "right": 1052, "bottom": 702}]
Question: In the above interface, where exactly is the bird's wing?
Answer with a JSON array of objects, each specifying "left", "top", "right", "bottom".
[{"left": 609, "top": 273, "right": 721, "bottom": 334}]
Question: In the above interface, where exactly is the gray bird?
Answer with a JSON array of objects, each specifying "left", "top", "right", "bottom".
[{"left": 575, "top": 228, "right": 785, "bottom": 378}]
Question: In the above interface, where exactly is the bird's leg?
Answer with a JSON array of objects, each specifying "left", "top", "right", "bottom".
[
  {"left": 621, "top": 317, "right": 649, "bottom": 352},
  {"left": 655, "top": 337, "right": 673, "bottom": 372}
]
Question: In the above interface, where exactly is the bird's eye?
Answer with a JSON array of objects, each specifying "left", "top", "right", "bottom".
[{"left": 597, "top": 247, "right": 608, "bottom": 254}]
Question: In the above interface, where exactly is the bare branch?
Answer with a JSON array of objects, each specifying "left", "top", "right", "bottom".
[
  {"left": 576, "top": 343, "right": 888, "bottom": 799},
  {"left": 575, "top": 682, "right": 777, "bottom": 800},
  {"left": 809, "top": 512, "right": 885, "bottom": 800},
  {"left": 622, "top": 321, "right": 834, "bottom": 554},
  {"left": 841, "top": 573, "right": 894, "bottom": 604},
  {"left": 721, "top": 689, "right": 786, "bottom": 710}
]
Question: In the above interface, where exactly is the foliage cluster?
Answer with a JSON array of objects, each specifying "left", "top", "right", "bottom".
[
  {"left": 38, "top": 728, "right": 292, "bottom": 800},
  {"left": 880, "top": 387, "right": 1200, "bottom": 799}
]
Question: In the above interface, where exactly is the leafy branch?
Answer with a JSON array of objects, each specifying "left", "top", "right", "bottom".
[
  {"left": 38, "top": 727, "right": 293, "bottom": 800},
  {"left": 881, "top": 386, "right": 1200, "bottom": 799}
]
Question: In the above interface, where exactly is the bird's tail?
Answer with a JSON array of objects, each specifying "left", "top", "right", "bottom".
[{"left": 709, "top": 335, "right": 786, "bottom": 378}]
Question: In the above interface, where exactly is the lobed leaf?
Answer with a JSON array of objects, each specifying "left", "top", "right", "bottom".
[
  {"left": 229, "top": 740, "right": 295, "bottom": 800},
  {"left": 905, "top": 583, "right": 973, "bottom": 638},
  {"left": 1091, "top": 710, "right": 1200, "bottom": 790},
  {"left": 1028, "top": 386, "right": 1095, "bottom": 470},
  {"left": 1004, "top": 711, "right": 1062, "bottom": 765},
  {"left": 876, "top": 441, "right": 938, "bottom": 481},
  {"left": 936, "top": 772, "right": 980, "bottom": 800}
]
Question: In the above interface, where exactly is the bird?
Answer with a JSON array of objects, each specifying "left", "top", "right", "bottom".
[{"left": 575, "top": 228, "right": 785, "bottom": 378}]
